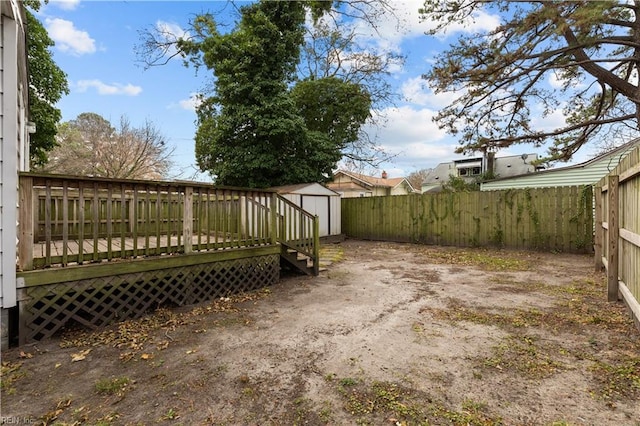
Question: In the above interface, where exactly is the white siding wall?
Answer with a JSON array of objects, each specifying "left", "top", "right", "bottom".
[{"left": 1, "top": 0, "right": 25, "bottom": 310}]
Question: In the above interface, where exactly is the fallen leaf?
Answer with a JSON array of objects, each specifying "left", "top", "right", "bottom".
[
  {"left": 71, "top": 348, "right": 92, "bottom": 362},
  {"left": 19, "top": 351, "right": 33, "bottom": 359},
  {"left": 141, "top": 353, "right": 154, "bottom": 360},
  {"left": 55, "top": 363, "right": 62, "bottom": 369},
  {"left": 186, "top": 350, "right": 196, "bottom": 354}
]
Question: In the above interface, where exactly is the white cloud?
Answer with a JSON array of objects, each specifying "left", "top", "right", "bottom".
[
  {"left": 154, "top": 21, "right": 190, "bottom": 59},
  {"left": 176, "top": 93, "right": 203, "bottom": 111},
  {"left": 364, "top": 106, "right": 456, "bottom": 169},
  {"left": 531, "top": 105, "right": 567, "bottom": 132},
  {"left": 348, "top": 0, "right": 500, "bottom": 52},
  {"left": 49, "top": 0, "right": 80, "bottom": 11},
  {"left": 76, "top": 80, "right": 142, "bottom": 96},
  {"left": 400, "top": 76, "right": 462, "bottom": 109},
  {"left": 45, "top": 18, "right": 95, "bottom": 55}
]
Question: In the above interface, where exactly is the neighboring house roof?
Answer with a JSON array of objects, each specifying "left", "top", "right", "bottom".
[
  {"left": 328, "top": 170, "right": 416, "bottom": 192},
  {"left": 480, "top": 138, "right": 640, "bottom": 191},
  {"left": 269, "top": 183, "right": 340, "bottom": 197}
]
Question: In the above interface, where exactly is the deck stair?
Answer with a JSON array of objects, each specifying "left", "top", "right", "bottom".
[
  {"left": 275, "top": 194, "right": 320, "bottom": 276},
  {"left": 280, "top": 247, "right": 314, "bottom": 275}
]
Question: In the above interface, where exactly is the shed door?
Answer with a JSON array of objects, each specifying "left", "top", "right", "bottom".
[{"left": 301, "top": 195, "right": 330, "bottom": 237}]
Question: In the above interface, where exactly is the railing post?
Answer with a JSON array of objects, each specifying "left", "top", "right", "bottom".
[
  {"left": 313, "top": 215, "right": 320, "bottom": 276},
  {"left": 270, "top": 193, "right": 278, "bottom": 245},
  {"left": 183, "top": 186, "right": 193, "bottom": 254},
  {"left": 607, "top": 175, "right": 619, "bottom": 302},
  {"left": 18, "top": 175, "right": 34, "bottom": 271},
  {"left": 594, "top": 184, "right": 603, "bottom": 271}
]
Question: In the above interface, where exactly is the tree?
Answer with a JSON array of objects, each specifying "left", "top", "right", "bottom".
[
  {"left": 145, "top": 1, "right": 376, "bottom": 187},
  {"left": 24, "top": 1, "right": 69, "bottom": 166},
  {"left": 406, "top": 168, "right": 432, "bottom": 190},
  {"left": 136, "top": 1, "right": 402, "bottom": 183},
  {"left": 185, "top": 2, "right": 314, "bottom": 187},
  {"left": 39, "top": 113, "right": 172, "bottom": 179},
  {"left": 298, "top": 8, "right": 403, "bottom": 164},
  {"left": 420, "top": 1, "right": 640, "bottom": 163}
]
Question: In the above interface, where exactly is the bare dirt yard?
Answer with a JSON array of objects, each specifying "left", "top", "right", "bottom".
[{"left": 2, "top": 240, "right": 640, "bottom": 426}]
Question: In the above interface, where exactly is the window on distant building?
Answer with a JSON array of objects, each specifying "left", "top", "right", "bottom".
[{"left": 458, "top": 166, "right": 481, "bottom": 177}]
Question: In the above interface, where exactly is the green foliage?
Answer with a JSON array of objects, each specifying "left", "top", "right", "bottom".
[
  {"left": 183, "top": 1, "right": 371, "bottom": 188},
  {"left": 291, "top": 77, "right": 371, "bottom": 151},
  {"left": 420, "top": 1, "right": 640, "bottom": 163},
  {"left": 441, "top": 175, "right": 479, "bottom": 192},
  {"left": 25, "top": 5, "right": 69, "bottom": 166}
]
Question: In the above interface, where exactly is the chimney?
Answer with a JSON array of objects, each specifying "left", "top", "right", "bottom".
[{"left": 381, "top": 170, "right": 388, "bottom": 179}]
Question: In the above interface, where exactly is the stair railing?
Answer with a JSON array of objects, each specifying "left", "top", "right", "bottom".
[{"left": 273, "top": 194, "right": 319, "bottom": 275}]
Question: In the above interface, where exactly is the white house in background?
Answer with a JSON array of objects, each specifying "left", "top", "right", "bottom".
[
  {"left": 270, "top": 183, "right": 342, "bottom": 239},
  {"left": 421, "top": 153, "right": 540, "bottom": 193},
  {"left": 327, "top": 170, "right": 416, "bottom": 198},
  {"left": 1, "top": 0, "right": 31, "bottom": 349},
  {"left": 480, "top": 138, "right": 640, "bottom": 191}
]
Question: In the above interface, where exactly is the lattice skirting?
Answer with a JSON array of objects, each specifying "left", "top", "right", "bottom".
[{"left": 18, "top": 254, "right": 279, "bottom": 343}]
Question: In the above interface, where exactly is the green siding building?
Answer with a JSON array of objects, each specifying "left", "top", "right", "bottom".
[{"left": 481, "top": 139, "right": 640, "bottom": 191}]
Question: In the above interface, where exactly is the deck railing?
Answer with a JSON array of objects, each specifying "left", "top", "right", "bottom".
[
  {"left": 17, "top": 173, "right": 320, "bottom": 274},
  {"left": 17, "top": 173, "right": 278, "bottom": 270}
]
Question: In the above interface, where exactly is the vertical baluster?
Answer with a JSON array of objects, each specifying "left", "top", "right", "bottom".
[
  {"left": 62, "top": 181, "right": 68, "bottom": 266},
  {"left": 121, "top": 184, "right": 126, "bottom": 258},
  {"left": 78, "top": 184, "right": 85, "bottom": 264},
  {"left": 106, "top": 183, "right": 113, "bottom": 260}
]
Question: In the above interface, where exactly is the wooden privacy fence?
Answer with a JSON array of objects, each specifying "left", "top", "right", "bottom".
[
  {"left": 342, "top": 186, "right": 593, "bottom": 253},
  {"left": 595, "top": 146, "right": 640, "bottom": 328}
]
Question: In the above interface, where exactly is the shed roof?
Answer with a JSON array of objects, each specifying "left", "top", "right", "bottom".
[{"left": 269, "top": 183, "right": 340, "bottom": 196}]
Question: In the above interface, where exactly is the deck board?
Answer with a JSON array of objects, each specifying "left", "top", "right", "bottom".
[{"left": 33, "top": 234, "right": 248, "bottom": 264}]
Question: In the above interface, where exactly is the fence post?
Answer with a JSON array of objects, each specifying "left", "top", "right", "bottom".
[
  {"left": 183, "top": 186, "right": 193, "bottom": 254},
  {"left": 607, "top": 175, "right": 619, "bottom": 302},
  {"left": 17, "top": 175, "right": 34, "bottom": 271},
  {"left": 594, "top": 184, "right": 603, "bottom": 271}
]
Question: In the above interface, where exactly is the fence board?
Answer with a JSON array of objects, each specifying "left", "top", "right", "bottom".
[
  {"left": 342, "top": 186, "right": 593, "bottom": 253},
  {"left": 595, "top": 146, "right": 640, "bottom": 329}
]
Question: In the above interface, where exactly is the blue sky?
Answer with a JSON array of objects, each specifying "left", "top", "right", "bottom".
[{"left": 36, "top": 0, "right": 595, "bottom": 181}]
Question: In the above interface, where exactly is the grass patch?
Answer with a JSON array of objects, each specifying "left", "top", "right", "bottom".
[
  {"left": 330, "top": 378, "right": 503, "bottom": 425},
  {"left": 589, "top": 357, "right": 640, "bottom": 404},
  {"left": 95, "top": 377, "right": 131, "bottom": 395},
  {"left": 0, "top": 361, "right": 26, "bottom": 394},
  {"left": 482, "top": 335, "right": 564, "bottom": 379},
  {"left": 419, "top": 247, "right": 531, "bottom": 271}
]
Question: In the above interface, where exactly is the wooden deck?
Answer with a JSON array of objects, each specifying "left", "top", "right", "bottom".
[{"left": 15, "top": 172, "right": 320, "bottom": 343}]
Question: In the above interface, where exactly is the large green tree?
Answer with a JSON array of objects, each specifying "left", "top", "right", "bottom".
[
  {"left": 184, "top": 2, "right": 313, "bottom": 187},
  {"left": 24, "top": 0, "right": 69, "bottom": 166},
  {"left": 175, "top": 1, "right": 373, "bottom": 187},
  {"left": 420, "top": 1, "right": 640, "bottom": 163},
  {"left": 137, "top": 1, "right": 398, "bottom": 186}
]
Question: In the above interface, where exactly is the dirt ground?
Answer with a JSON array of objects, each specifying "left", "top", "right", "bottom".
[{"left": 1, "top": 240, "right": 640, "bottom": 426}]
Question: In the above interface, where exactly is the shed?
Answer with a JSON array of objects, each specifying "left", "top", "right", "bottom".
[
  {"left": 270, "top": 183, "right": 341, "bottom": 238},
  {"left": 480, "top": 139, "right": 640, "bottom": 191}
]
